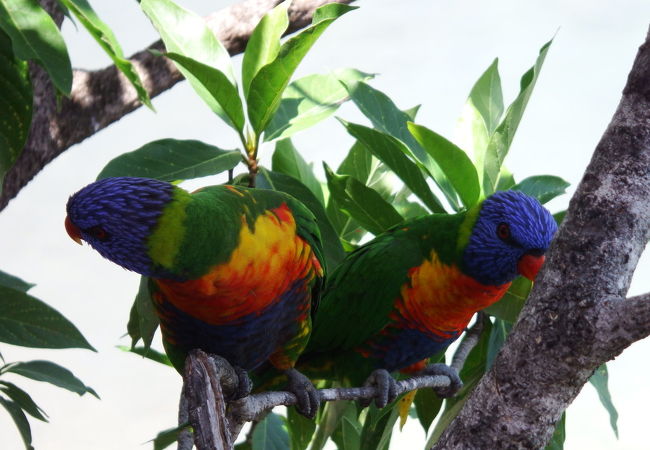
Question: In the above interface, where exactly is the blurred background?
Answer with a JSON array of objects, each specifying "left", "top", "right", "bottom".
[{"left": 1, "top": 0, "right": 649, "bottom": 448}]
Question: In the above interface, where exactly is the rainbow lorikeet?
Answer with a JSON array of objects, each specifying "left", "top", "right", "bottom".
[
  {"left": 65, "top": 177, "right": 325, "bottom": 417},
  {"left": 300, "top": 190, "right": 557, "bottom": 406}
]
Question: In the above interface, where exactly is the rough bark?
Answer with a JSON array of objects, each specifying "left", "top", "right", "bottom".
[
  {"left": 434, "top": 27, "right": 650, "bottom": 449},
  {"left": 0, "top": 0, "right": 354, "bottom": 210}
]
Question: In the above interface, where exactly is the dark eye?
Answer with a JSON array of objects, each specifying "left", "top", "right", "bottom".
[
  {"left": 496, "top": 222, "right": 510, "bottom": 241},
  {"left": 87, "top": 226, "right": 109, "bottom": 241}
]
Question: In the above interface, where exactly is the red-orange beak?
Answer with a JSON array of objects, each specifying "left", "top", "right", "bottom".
[
  {"left": 517, "top": 254, "right": 545, "bottom": 281},
  {"left": 65, "top": 216, "right": 83, "bottom": 245}
]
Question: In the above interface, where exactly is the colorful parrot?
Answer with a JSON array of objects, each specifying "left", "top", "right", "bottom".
[
  {"left": 65, "top": 177, "right": 325, "bottom": 417},
  {"left": 300, "top": 190, "right": 557, "bottom": 406}
]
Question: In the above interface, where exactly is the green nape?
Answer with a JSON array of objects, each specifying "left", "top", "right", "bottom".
[
  {"left": 147, "top": 186, "right": 192, "bottom": 270},
  {"left": 455, "top": 199, "right": 483, "bottom": 258}
]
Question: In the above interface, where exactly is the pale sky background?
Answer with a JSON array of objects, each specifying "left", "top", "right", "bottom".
[{"left": 1, "top": 1, "right": 649, "bottom": 449}]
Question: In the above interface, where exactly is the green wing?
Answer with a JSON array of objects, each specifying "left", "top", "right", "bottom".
[{"left": 307, "top": 225, "right": 427, "bottom": 353}]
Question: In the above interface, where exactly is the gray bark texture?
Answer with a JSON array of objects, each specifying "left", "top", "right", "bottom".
[
  {"left": 434, "top": 26, "right": 650, "bottom": 450},
  {"left": 0, "top": 0, "right": 354, "bottom": 210}
]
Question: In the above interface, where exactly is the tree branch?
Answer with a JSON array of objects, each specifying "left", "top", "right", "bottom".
[
  {"left": 0, "top": 0, "right": 354, "bottom": 210},
  {"left": 434, "top": 26, "right": 650, "bottom": 449}
]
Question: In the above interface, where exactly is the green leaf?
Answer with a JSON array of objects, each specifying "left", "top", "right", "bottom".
[
  {"left": 150, "top": 424, "right": 190, "bottom": 450},
  {"left": 58, "top": 0, "right": 151, "bottom": 108},
  {"left": 0, "top": 396, "right": 33, "bottom": 450},
  {"left": 408, "top": 122, "right": 480, "bottom": 208},
  {"left": 457, "top": 58, "right": 503, "bottom": 175},
  {"left": 0, "top": 28, "right": 32, "bottom": 194},
  {"left": 403, "top": 104, "right": 421, "bottom": 121},
  {"left": 264, "top": 68, "right": 374, "bottom": 142},
  {"left": 341, "top": 121, "right": 444, "bottom": 213},
  {"left": 0, "top": 0, "right": 71, "bottom": 93},
  {"left": 360, "top": 404, "right": 398, "bottom": 450},
  {"left": 427, "top": 320, "right": 493, "bottom": 447},
  {"left": 287, "top": 405, "right": 315, "bottom": 450},
  {"left": 310, "top": 401, "right": 355, "bottom": 450},
  {"left": 495, "top": 166, "right": 516, "bottom": 191},
  {"left": 241, "top": 1, "right": 289, "bottom": 98},
  {"left": 512, "top": 175, "right": 570, "bottom": 204},
  {"left": 486, "top": 318, "right": 511, "bottom": 369},
  {"left": 0, "top": 270, "right": 34, "bottom": 292},
  {"left": 0, "top": 381, "right": 47, "bottom": 422},
  {"left": 97, "top": 139, "right": 241, "bottom": 181},
  {"left": 256, "top": 168, "right": 345, "bottom": 272},
  {"left": 483, "top": 277, "right": 532, "bottom": 323},
  {"left": 117, "top": 345, "right": 172, "bottom": 367},
  {"left": 324, "top": 163, "right": 403, "bottom": 236},
  {"left": 127, "top": 277, "right": 158, "bottom": 351},
  {"left": 165, "top": 53, "right": 245, "bottom": 132},
  {"left": 341, "top": 416, "right": 361, "bottom": 450},
  {"left": 247, "top": 3, "right": 355, "bottom": 135},
  {"left": 343, "top": 81, "right": 460, "bottom": 210},
  {"left": 141, "top": 0, "right": 236, "bottom": 125},
  {"left": 0, "top": 284, "right": 95, "bottom": 351},
  {"left": 272, "top": 139, "right": 324, "bottom": 204},
  {"left": 483, "top": 39, "right": 553, "bottom": 193},
  {"left": 413, "top": 353, "right": 445, "bottom": 433},
  {"left": 545, "top": 413, "right": 566, "bottom": 450},
  {"left": 589, "top": 364, "right": 619, "bottom": 438},
  {"left": 1, "top": 360, "right": 98, "bottom": 398},
  {"left": 252, "top": 412, "right": 289, "bottom": 450},
  {"left": 553, "top": 210, "right": 566, "bottom": 226}
]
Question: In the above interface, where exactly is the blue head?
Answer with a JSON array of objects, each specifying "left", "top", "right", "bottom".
[
  {"left": 65, "top": 177, "right": 174, "bottom": 276},
  {"left": 462, "top": 190, "right": 557, "bottom": 286}
]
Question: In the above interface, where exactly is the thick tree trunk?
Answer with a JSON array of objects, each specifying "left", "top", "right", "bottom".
[
  {"left": 0, "top": 0, "right": 354, "bottom": 211},
  {"left": 434, "top": 27, "right": 650, "bottom": 449}
]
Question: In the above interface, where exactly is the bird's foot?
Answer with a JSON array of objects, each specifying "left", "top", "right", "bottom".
[
  {"left": 285, "top": 368, "right": 320, "bottom": 419},
  {"left": 419, "top": 363, "right": 462, "bottom": 398},
  {"left": 360, "top": 368, "right": 398, "bottom": 409},
  {"left": 229, "top": 365, "right": 253, "bottom": 401}
]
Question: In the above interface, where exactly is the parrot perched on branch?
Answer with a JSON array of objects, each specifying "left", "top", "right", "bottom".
[
  {"left": 65, "top": 177, "right": 325, "bottom": 417},
  {"left": 300, "top": 190, "right": 557, "bottom": 406}
]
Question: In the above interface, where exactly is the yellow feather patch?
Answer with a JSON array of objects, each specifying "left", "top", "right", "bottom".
[{"left": 148, "top": 188, "right": 192, "bottom": 268}]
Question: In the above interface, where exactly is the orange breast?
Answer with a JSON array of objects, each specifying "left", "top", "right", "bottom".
[
  {"left": 394, "top": 250, "right": 510, "bottom": 336},
  {"left": 155, "top": 204, "right": 322, "bottom": 325}
]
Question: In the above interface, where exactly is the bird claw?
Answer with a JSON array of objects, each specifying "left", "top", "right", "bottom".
[
  {"left": 229, "top": 365, "right": 252, "bottom": 401},
  {"left": 360, "top": 368, "right": 399, "bottom": 409},
  {"left": 285, "top": 368, "right": 320, "bottom": 419},
  {"left": 419, "top": 363, "right": 463, "bottom": 398}
]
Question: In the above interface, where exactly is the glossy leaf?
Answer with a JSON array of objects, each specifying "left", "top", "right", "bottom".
[
  {"left": 589, "top": 364, "right": 619, "bottom": 438},
  {"left": 512, "top": 175, "right": 570, "bottom": 204},
  {"left": 151, "top": 424, "right": 189, "bottom": 450},
  {"left": 118, "top": 345, "right": 172, "bottom": 367},
  {"left": 141, "top": 0, "right": 236, "bottom": 124},
  {"left": 413, "top": 352, "right": 445, "bottom": 432},
  {"left": 0, "top": 285, "right": 95, "bottom": 350},
  {"left": 483, "top": 39, "right": 553, "bottom": 193},
  {"left": 360, "top": 404, "right": 398, "bottom": 450},
  {"left": 0, "top": 381, "right": 47, "bottom": 422},
  {"left": 325, "top": 164, "right": 403, "bottom": 236},
  {"left": 545, "top": 413, "right": 566, "bottom": 450},
  {"left": 241, "top": 1, "right": 289, "bottom": 98},
  {"left": 341, "top": 416, "right": 361, "bottom": 450},
  {"left": 486, "top": 318, "right": 511, "bottom": 369},
  {"left": 310, "top": 400, "right": 353, "bottom": 450},
  {"left": 483, "top": 277, "right": 532, "bottom": 322},
  {"left": 0, "top": 269, "right": 34, "bottom": 292},
  {"left": 1, "top": 360, "right": 99, "bottom": 398},
  {"left": 264, "top": 68, "right": 374, "bottom": 142},
  {"left": 59, "top": 0, "right": 151, "bottom": 108},
  {"left": 252, "top": 412, "right": 289, "bottom": 450},
  {"left": 125, "top": 277, "right": 158, "bottom": 351},
  {"left": 287, "top": 406, "right": 315, "bottom": 450},
  {"left": 343, "top": 80, "right": 459, "bottom": 209},
  {"left": 247, "top": 3, "right": 356, "bottom": 135},
  {"left": 0, "top": 0, "right": 71, "bottom": 93},
  {"left": 97, "top": 139, "right": 241, "bottom": 181},
  {"left": 256, "top": 168, "right": 345, "bottom": 272},
  {"left": 456, "top": 58, "right": 503, "bottom": 174},
  {"left": 495, "top": 166, "right": 516, "bottom": 191},
  {"left": 408, "top": 122, "right": 480, "bottom": 208},
  {"left": 272, "top": 139, "right": 324, "bottom": 204},
  {"left": 0, "top": 29, "right": 32, "bottom": 194},
  {"left": 0, "top": 396, "right": 33, "bottom": 450},
  {"left": 166, "top": 53, "right": 245, "bottom": 132},
  {"left": 342, "top": 121, "right": 444, "bottom": 213}
]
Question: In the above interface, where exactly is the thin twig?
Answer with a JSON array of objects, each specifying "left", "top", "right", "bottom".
[{"left": 451, "top": 312, "right": 486, "bottom": 372}]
